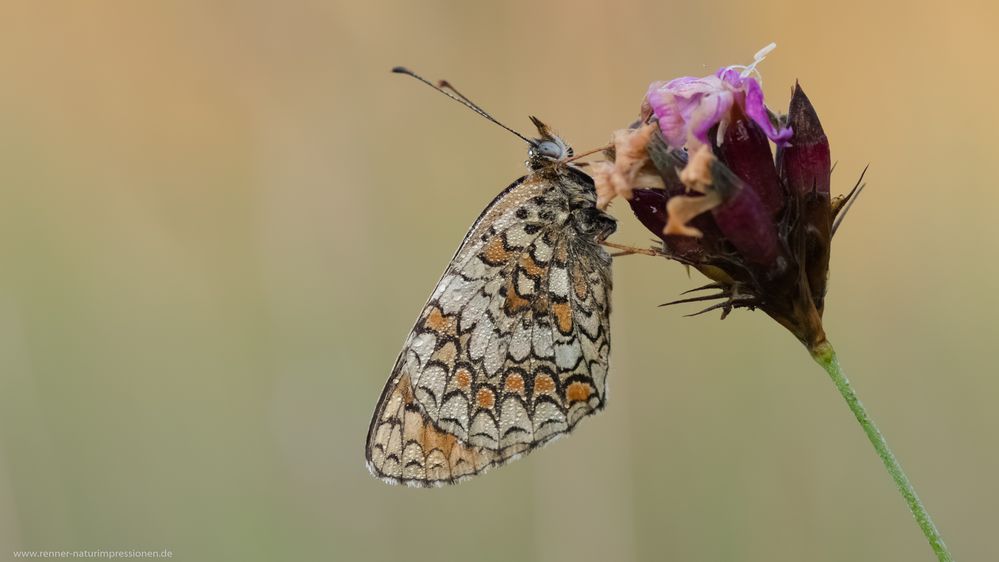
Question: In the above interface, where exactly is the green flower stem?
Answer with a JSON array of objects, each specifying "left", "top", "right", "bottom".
[{"left": 811, "top": 341, "right": 953, "bottom": 562}]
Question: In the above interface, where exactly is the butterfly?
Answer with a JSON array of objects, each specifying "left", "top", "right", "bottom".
[{"left": 365, "top": 69, "right": 617, "bottom": 487}]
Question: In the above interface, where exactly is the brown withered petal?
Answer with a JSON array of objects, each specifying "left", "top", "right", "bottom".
[
  {"left": 599, "top": 124, "right": 658, "bottom": 208},
  {"left": 665, "top": 194, "right": 721, "bottom": 238},
  {"left": 591, "top": 161, "right": 617, "bottom": 210},
  {"left": 662, "top": 146, "right": 722, "bottom": 237}
]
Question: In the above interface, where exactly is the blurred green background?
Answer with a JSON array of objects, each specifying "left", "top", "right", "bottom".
[{"left": 1, "top": 2, "right": 996, "bottom": 561}]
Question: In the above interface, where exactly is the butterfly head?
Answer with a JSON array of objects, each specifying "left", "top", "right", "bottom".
[{"left": 527, "top": 116, "right": 573, "bottom": 170}]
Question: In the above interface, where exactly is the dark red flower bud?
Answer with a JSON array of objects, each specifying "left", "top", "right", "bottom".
[
  {"left": 780, "top": 83, "right": 833, "bottom": 312},
  {"left": 715, "top": 110, "right": 784, "bottom": 216},
  {"left": 706, "top": 158, "right": 782, "bottom": 270},
  {"left": 782, "top": 83, "right": 831, "bottom": 196}
]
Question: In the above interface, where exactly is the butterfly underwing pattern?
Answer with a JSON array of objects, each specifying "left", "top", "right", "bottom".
[{"left": 365, "top": 116, "right": 617, "bottom": 487}]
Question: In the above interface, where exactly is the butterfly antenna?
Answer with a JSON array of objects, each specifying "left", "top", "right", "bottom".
[
  {"left": 437, "top": 79, "right": 488, "bottom": 116},
  {"left": 392, "top": 66, "right": 536, "bottom": 146}
]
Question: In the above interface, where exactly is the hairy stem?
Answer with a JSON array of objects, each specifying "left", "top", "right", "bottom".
[{"left": 811, "top": 341, "right": 953, "bottom": 561}]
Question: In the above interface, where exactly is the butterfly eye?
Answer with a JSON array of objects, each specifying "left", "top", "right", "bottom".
[{"left": 536, "top": 140, "right": 564, "bottom": 159}]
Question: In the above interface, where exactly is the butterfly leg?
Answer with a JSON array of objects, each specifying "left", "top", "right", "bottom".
[{"left": 601, "top": 241, "right": 667, "bottom": 258}]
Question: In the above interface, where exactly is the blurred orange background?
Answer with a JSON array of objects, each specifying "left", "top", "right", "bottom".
[{"left": 1, "top": 2, "right": 997, "bottom": 561}]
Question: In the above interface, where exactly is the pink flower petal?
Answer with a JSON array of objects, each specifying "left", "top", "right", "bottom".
[
  {"left": 743, "top": 77, "right": 792, "bottom": 145},
  {"left": 647, "top": 88, "right": 688, "bottom": 148},
  {"left": 644, "top": 62, "right": 790, "bottom": 150},
  {"left": 688, "top": 90, "right": 733, "bottom": 145}
]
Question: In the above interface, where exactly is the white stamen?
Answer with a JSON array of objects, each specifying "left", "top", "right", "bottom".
[
  {"left": 740, "top": 42, "right": 778, "bottom": 83},
  {"left": 716, "top": 118, "right": 729, "bottom": 146},
  {"left": 753, "top": 42, "right": 778, "bottom": 63}
]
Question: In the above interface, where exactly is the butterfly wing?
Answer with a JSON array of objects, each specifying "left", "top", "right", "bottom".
[{"left": 366, "top": 170, "right": 612, "bottom": 487}]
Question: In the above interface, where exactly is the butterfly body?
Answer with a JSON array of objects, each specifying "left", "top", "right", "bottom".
[{"left": 366, "top": 119, "right": 615, "bottom": 487}]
